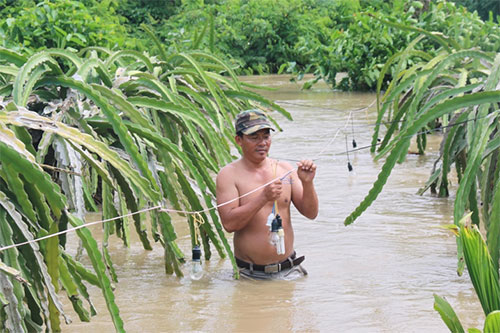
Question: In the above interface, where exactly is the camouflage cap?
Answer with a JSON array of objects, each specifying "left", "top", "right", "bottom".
[{"left": 235, "top": 109, "right": 274, "bottom": 135}]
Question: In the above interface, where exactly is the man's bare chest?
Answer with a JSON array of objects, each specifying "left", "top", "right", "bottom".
[{"left": 235, "top": 172, "right": 292, "bottom": 204}]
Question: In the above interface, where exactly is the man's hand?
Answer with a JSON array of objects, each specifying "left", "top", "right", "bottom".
[
  {"left": 264, "top": 180, "right": 282, "bottom": 201},
  {"left": 296, "top": 160, "right": 316, "bottom": 183}
]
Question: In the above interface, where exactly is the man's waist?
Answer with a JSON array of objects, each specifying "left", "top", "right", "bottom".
[{"left": 236, "top": 251, "right": 305, "bottom": 273}]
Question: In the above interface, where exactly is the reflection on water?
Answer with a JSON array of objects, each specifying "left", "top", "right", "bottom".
[{"left": 63, "top": 75, "right": 483, "bottom": 332}]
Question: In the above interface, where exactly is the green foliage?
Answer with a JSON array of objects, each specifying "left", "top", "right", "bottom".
[
  {"left": 316, "top": 10, "right": 415, "bottom": 91},
  {"left": 116, "top": 0, "right": 182, "bottom": 26},
  {"left": 0, "top": 37, "right": 289, "bottom": 330},
  {"left": 144, "top": 0, "right": 499, "bottom": 91},
  {"left": 449, "top": 0, "right": 500, "bottom": 21},
  {"left": 300, "top": 0, "right": 500, "bottom": 91},
  {"left": 212, "top": 0, "right": 325, "bottom": 73},
  {"left": 461, "top": 222, "right": 500, "bottom": 316},
  {"left": 339, "top": 11, "right": 500, "bottom": 333},
  {"left": 344, "top": 19, "right": 500, "bottom": 226},
  {"left": 358, "top": 45, "right": 500, "bottom": 270},
  {"left": 484, "top": 311, "right": 500, "bottom": 333},
  {"left": 433, "top": 293, "right": 465, "bottom": 333},
  {"left": 418, "top": 1, "right": 500, "bottom": 52},
  {"left": 434, "top": 217, "right": 500, "bottom": 332},
  {"left": 0, "top": 0, "right": 130, "bottom": 51},
  {"left": 3, "top": 0, "right": 497, "bottom": 92},
  {"left": 144, "top": 0, "right": 349, "bottom": 74}
]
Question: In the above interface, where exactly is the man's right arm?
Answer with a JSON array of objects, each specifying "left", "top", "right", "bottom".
[{"left": 216, "top": 167, "right": 281, "bottom": 232}]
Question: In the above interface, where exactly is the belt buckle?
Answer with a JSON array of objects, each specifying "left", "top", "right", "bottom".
[{"left": 264, "top": 263, "right": 279, "bottom": 273}]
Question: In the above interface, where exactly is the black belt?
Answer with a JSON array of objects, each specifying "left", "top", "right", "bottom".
[{"left": 236, "top": 252, "right": 305, "bottom": 273}]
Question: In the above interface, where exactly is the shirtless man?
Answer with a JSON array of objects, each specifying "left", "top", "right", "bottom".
[{"left": 216, "top": 109, "right": 318, "bottom": 279}]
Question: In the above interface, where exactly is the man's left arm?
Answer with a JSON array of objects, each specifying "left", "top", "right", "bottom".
[{"left": 291, "top": 160, "right": 318, "bottom": 219}]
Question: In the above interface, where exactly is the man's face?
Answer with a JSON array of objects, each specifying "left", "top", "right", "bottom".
[{"left": 236, "top": 128, "right": 271, "bottom": 160}]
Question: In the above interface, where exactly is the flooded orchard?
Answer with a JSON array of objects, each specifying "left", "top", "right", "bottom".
[{"left": 64, "top": 75, "right": 484, "bottom": 332}]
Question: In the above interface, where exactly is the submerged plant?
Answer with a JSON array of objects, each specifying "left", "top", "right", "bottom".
[
  {"left": 343, "top": 13, "right": 500, "bottom": 333},
  {"left": 344, "top": 16, "right": 500, "bottom": 271},
  {"left": 0, "top": 36, "right": 290, "bottom": 332},
  {"left": 434, "top": 214, "right": 500, "bottom": 331}
]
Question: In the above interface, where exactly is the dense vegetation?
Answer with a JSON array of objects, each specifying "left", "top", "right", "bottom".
[
  {"left": 146, "top": 0, "right": 500, "bottom": 90},
  {"left": 0, "top": 1, "right": 289, "bottom": 331},
  {"left": 118, "top": 0, "right": 500, "bottom": 91},
  {"left": 0, "top": 0, "right": 499, "bottom": 331},
  {"left": 340, "top": 9, "right": 500, "bottom": 333},
  {"left": 2, "top": 0, "right": 498, "bottom": 91}
]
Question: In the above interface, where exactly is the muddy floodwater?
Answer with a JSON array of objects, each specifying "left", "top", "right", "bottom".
[{"left": 64, "top": 75, "right": 484, "bottom": 332}]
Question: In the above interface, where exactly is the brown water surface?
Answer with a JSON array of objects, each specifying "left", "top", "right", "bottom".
[{"left": 63, "top": 75, "right": 484, "bottom": 332}]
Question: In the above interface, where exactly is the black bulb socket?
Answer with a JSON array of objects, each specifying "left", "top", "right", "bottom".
[
  {"left": 192, "top": 245, "right": 201, "bottom": 260},
  {"left": 271, "top": 218, "right": 279, "bottom": 232}
]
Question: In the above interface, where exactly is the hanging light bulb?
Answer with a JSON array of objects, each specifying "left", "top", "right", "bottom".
[
  {"left": 275, "top": 215, "right": 285, "bottom": 255},
  {"left": 269, "top": 217, "right": 279, "bottom": 249},
  {"left": 190, "top": 245, "right": 203, "bottom": 280},
  {"left": 269, "top": 215, "right": 285, "bottom": 255}
]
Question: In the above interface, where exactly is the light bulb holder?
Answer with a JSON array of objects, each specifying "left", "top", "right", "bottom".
[
  {"left": 271, "top": 219, "right": 279, "bottom": 232},
  {"left": 192, "top": 245, "right": 201, "bottom": 261}
]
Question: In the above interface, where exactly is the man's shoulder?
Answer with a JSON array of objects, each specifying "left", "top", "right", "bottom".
[
  {"left": 217, "top": 160, "right": 241, "bottom": 178},
  {"left": 276, "top": 159, "right": 294, "bottom": 172}
]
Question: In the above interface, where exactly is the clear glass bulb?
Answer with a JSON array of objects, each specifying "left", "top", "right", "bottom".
[
  {"left": 190, "top": 259, "right": 203, "bottom": 280},
  {"left": 190, "top": 245, "right": 203, "bottom": 280},
  {"left": 278, "top": 229, "right": 285, "bottom": 255},
  {"left": 270, "top": 231, "right": 279, "bottom": 247}
]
